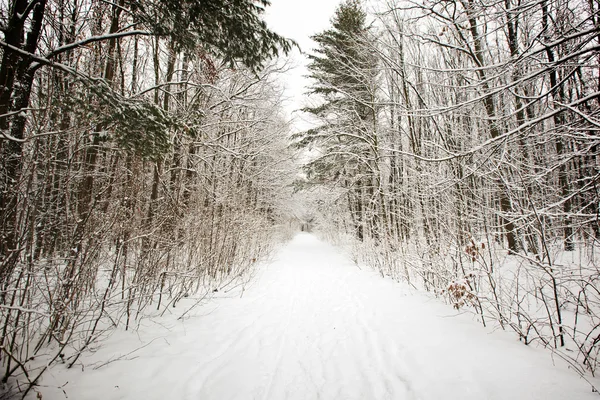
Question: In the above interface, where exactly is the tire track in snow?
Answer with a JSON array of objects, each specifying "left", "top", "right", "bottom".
[
  {"left": 261, "top": 267, "right": 298, "bottom": 400},
  {"left": 348, "top": 275, "right": 417, "bottom": 400}
]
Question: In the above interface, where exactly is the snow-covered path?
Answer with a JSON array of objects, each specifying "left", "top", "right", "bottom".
[{"left": 47, "top": 233, "right": 596, "bottom": 399}]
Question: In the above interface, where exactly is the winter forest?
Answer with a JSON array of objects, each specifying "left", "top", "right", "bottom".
[{"left": 0, "top": 0, "right": 600, "bottom": 397}]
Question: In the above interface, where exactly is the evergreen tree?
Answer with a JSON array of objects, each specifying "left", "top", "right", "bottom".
[{"left": 298, "top": 0, "right": 382, "bottom": 240}]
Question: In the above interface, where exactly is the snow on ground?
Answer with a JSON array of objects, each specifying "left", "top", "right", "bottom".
[{"left": 41, "top": 233, "right": 597, "bottom": 400}]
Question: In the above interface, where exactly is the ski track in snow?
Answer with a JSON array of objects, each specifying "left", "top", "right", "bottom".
[{"left": 44, "top": 233, "right": 598, "bottom": 400}]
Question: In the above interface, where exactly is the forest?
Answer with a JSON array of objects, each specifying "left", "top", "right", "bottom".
[
  {"left": 0, "top": 0, "right": 599, "bottom": 397},
  {"left": 0, "top": 0, "right": 297, "bottom": 396},
  {"left": 297, "top": 0, "right": 600, "bottom": 382}
]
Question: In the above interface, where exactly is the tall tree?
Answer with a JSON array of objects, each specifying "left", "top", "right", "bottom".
[{"left": 299, "top": 0, "right": 383, "bottom": 241}]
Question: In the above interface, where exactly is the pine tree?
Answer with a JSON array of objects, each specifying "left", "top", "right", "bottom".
[{"left": 298, "top": 0, "right": 382, "bottom": 240}]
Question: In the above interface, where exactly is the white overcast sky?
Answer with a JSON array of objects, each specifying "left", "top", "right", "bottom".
[{"left": 264, "top": 0, "right": 342, "bottom": 133}]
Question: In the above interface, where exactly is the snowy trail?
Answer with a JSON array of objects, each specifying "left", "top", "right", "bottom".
[{"left": 46, "top": 233, "right": 596, "bottom": 399}]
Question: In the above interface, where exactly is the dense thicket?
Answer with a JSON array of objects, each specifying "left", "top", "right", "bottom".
[
  {"left": 298, "top": 0, "right": 600, "bottom": 377},
  {"left": 0, "top": 0, "right": 294, "bottom": 396}
]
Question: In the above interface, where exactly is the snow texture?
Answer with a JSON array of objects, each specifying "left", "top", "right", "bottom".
[{"left": 42, "top": 233, "right": 596, "bottom": 399}]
